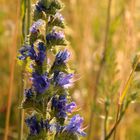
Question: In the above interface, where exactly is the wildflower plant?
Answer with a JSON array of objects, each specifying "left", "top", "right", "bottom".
[{"left": 18, "top": 0, "right": 86, "bottom": 139}]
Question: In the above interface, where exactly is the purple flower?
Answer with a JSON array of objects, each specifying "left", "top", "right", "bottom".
[
  {"left": 36, "top": 42, "right": 46, "bottom": 65},
  {"left": 18, "top": 45, "right": 36, "bottom": 60},
  {"left": 32, "top": 72, "right": 50, "bottom": 93},
  {"left": 36, "top": 1, "right": 46, "bottom": 12},
  {"left": 30, "top": 19, "right": 44, "bottom": 34},
  {"left": 25, "top": 115, "right": 50, "bottom": 136},
  {"left": 65, "top": 115, "right": 86, "bottom": 136},
  {"left": 46, "top": 30, "right": 65, "bottom": 46},
  {"left": 55, "top": 13, "right": 64, "bottom": 22},
  {"left": 53, "top": 71, "right": 74, "bottom": 88},
  {"left": 25, "top": 116, "right": 41, "bottom": 135},
  {"left": 51, "top": 95, "right": 67, "bottom": 118},
  {"left": 19, "top": 42, "right": 46, "bottom": 65},
  {"left": 24, "top": 88, "right": 34, "bottom": 99},
  {"left": 51, "top": 95, "right": 76, "bottom": 119},
  {"left": 65, "top": 102, "right": 76, "bottom": 113},
  {"left": 54, "top": 50, "right": 70, "bottom": 65}
]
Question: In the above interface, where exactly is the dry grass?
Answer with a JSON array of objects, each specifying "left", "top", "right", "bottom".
[{"left": 1, "top": 0, "right": 140, "bottom": 139}]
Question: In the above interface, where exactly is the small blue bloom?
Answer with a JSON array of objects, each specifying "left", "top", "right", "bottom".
[
  {"left": 46, "top": 30, "right": 65, "bottom": 45},
  {"left": 36, "top": 42, "right": 46, "bottom": 65},
  {"left": 55, "top": 13, "right": 64, "bottom": 22},
  {"left": 53, "top": 71, "right": 74, "bottom": 88},
  {"left": 24, "top": 88, "right": 34, "bottom": 99},
  {"left": 25, "top": 115, "right": 50, "bottom": 136},
  {"left": 30, "top": 19, "right": 44, "bottom": 34},
  {"left": 65, "top": 102, "right": 76, "bottom": 113},
  {"left": 51, "top": 95, "right": 67, "bottom": 119},
  {"left": 65, "top": 115, "right": 86, "bottom": 136},
  {"left": 19, "top": 42, "right": 46, "bottom": 65},
  {"left": 54, "top": 49, "right": 70, "bottom": 65},
  {"left": 25, "top": 115, "right": 41, "bottom": 135},
  {"left": 51, "top": 95, "right": 76, "bottom": 119},
  {"left": 37, "top": 42, "right": 46, "bottom": 52},
  {"left": 32, "top": 72, "right": 50, "bottom": 93},
  {"left": 18, "top": 45, "right": 36, "bottom": 60}
]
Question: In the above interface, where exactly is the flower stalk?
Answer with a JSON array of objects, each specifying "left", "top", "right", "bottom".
[{"left": 17, "top": 0, "right": 86, "bottom": 140}]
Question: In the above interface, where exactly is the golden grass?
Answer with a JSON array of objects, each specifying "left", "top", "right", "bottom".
[{"left": 0, "top": 0, "right": 140, "bottom": 139}]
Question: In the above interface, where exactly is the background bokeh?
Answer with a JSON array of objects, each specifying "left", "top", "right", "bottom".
[{"left": 1, "top": 0, "right": 140, "bottom": 139}]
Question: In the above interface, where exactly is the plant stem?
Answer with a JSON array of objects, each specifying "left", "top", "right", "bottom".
[
  {"left": 119, "top": 60, "right": 138, "bottom": 104},
  {"left": 27, "top": 0, "right": 31, "bottom": 35},
  {"left": 113, "top": 104, "right": 120, "bottom": 140},
  {"left": 18, "top": 0, "right": 31, "bottom": 140},
  {"left": 4, "top": 0, "right": 20, "bottom": 140},
  {"left": 104, "top": 101, "right": 109, "bottom": 139},
  {"left": 105, "top": 103, "right": 128, "bottom": 140},
  {"left": 105, "top": 58, "right": 139, "bottom": 140},
  {"left": 87, "top": 0, "right": 112, "bottom": 139}
]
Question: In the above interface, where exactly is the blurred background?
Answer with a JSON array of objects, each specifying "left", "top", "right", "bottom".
[{"left": 1, "top": 0, "right": 140, "bottom": 139}]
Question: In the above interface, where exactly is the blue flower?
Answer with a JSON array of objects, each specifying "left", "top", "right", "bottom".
[
  {"left": 36, "top": 42, "right": 46, "bottom": 65},
  {"left": 65, "top": 115, "right": 86, "bottom": 136},
  {"left": 18, "top": 42, "right": 46, "bottom": 65},
  {"left": 65, "top": 102, "right": 76, "bottom": 113},
  {"left": 18, "top": 45, "right": 36, "bottom": 60},
  {"left": 32, "top": 72, "right": 50, "bottom": 93},
  {"left": 46, "top": 30, "right": 65, "bottom": 46},
  {"left": 53, "top": 71, "right": 74, "bottom": 88},
  {"left": 25, "top": 115, "right": 41, "bottom": 135},
  {"left": 24, "top": 88, "right": 34, "bottom": 99},
  {"left": 25, "top": 115, "right": 50, "bottom": 136},
  {"left": 54, "top": 49, "right": 70, "bottom": 65},
  {"left": 30, "top": 19, "right": 44, "bottom": 34},
  {"left": 51, "top": 95, "right": 76, "bottom": 119},
  {"left": 55, "top": 13, "right": 64, "bottom": 22},
  {"left": 46, "top": 30, "right": 64, "bottom": 40},
  {"left": 36, "top": 1, "right": 46, "bottom": 12},
  {"left": 37, "top": 42, "right": 46, "bottom": 52},
  {"left": 51, "top": 95, "right": 67, "bottom": 119}
]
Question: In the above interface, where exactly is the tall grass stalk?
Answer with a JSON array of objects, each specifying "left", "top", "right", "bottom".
[
  {"left": 4, "top": 0, "right": 20, "bottom": 140},
  {"left": 18, "top": 0, "right": 31, "bottom": 139},
  {"left": 105, "top": 58, "right": 140, "bottom": 140},
  {"left": 87, "top": 0, "right": 112, "bottom": 139}
]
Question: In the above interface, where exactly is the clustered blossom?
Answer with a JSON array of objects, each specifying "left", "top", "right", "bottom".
[
  {"left": 53, "top": 71, "right": 74, "bottom": 88},
  {"left": 24, "top": 88, "right": 34, "bottom": 99},
  {"left": 19, "top": 42, "right": 46, "bottom": 65},
  {"left": 32, "top": 72, "right": 50, "bottom": 93},
  {"left": 30, "top": 19, "right": 44, "bottom": 34},
  {"left": 51, "top": 94, "right": 76, "bottom": 119},
  {"left": 54, "top": 49, "right": 70, "bottom": 65},
  {"left": 46, "top": 30, "right": 65, "bottom": 46},
  {"left": 18, "top": 0, "right": 86, "bottom": 139},
  {"left": 65, "top": 115, "right": 86, "bottom": 136},
  {"left": 25, "top": 115, "right": 50, "bottom": 136}
]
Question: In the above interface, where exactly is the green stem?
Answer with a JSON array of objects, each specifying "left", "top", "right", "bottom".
[
  {"left": 87, "top": 0, "right": 112, "bottom": 139},
  {"left": 104, "top": 101, "right": 109, "bottom": 139},
  {"left": 113, "top": 104, "right": 120, "bottom": 140},
  {"left": 18, "top": 0, "right": 31, "bottom": 140},
  {"left": 27, "top": 0, "right": 31, "bottom": 35},
  {"left": 105, "top": 58, "right": 139, "bottom": 140},
  {"left": 105, "top": 103, "right": 128, "bottom": 140}
]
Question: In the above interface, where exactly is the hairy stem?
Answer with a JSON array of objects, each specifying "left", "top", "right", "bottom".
[{"left": 18, "top": 0, "right": 31, "bottom": 139}]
